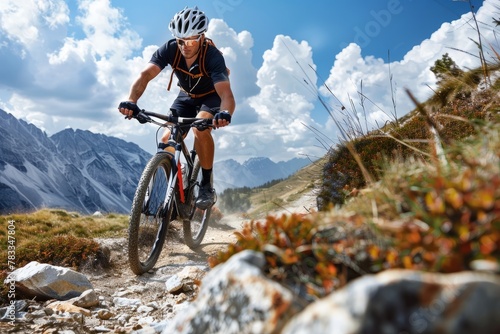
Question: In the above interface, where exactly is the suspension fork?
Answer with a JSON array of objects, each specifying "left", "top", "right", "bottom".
[
  {"left": 160, "top": 124, "right": 186, "bottom": 214},
  {"left": 160, "top": 150, "right": 179, "bottom": 214}
]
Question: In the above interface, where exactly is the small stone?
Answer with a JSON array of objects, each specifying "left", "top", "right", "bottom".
[
  {"left": 165, "top": 275, "right": 183, "bottom": 293},
  {"left": 113, "top": 297, "right": 141, "bottom": 308},
  {"left": 137, "top": 316, "right": 155, "bottom": 326},
  {"left": 176, "top": 293, "right": 188, "bottom": 304},
  {"left": 44, "top": 307, "right": 54, "bottom": 316},
  {"left": 146, "top": 301, "right": 159, "bottom": 310},
  {"left": 137, "top": 305, "right": 155, "bottom": 315},
  {"left": 46, "top": 301, "right": 91, "bottom": 317},
  {"left": 117, "top": 313, "right": 131, "bottom": 326},
  {"left": 114, "top": 290, "right": 131, "bottom": 297},
  {"left": 129, "top": 285, "right": 148, "bottom": 293},
  {"left": 71, "top": 289, "right": 99, "bottom": 308},
  {"left": 29, "top": 310, "right": 48, "bottom": 319},
  {"left": 97, "top": 309, "right": 114, "bottom": 320}
]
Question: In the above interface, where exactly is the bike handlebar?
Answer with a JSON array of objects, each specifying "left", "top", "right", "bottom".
[{"left": 132, "top": 110, "right": 213, "bottom": 130}]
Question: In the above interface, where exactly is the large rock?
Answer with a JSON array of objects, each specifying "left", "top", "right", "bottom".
[
  {"left": 159, "top": 256, "right": 500, "bottom": 334},
  {"left": 282, "top": 269, "right": 500, "bottom": 334},
  {"left": 6, "top": 261, "right": 93, "bottom": 300},
  {"left": 163, "top": 250, "right": 302, "bottom": 334}
]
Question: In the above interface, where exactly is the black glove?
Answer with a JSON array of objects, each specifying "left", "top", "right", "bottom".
[
  {"left": 118, "top": 101, "right": 141, "bottom": 117},
  {"left": 213, "top": 111, "right": 231, "bottom": 123}
]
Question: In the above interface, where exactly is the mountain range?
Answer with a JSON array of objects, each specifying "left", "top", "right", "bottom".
[{"left": 0, "top": 109, "right": 310, "bottom": 214}]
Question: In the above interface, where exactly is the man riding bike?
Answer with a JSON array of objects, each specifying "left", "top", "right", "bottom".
[{"left": 118, "top": 6, "right": 236, "bottom": 209}]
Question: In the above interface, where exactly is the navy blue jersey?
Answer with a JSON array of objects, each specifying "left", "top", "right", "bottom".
[{"left": 150, "top": 39, "right": 229, "bottom": 95}]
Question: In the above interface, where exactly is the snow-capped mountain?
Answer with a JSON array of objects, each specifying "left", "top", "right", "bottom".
[
  {"left": 0, "top": 109, "right": 310, "bottom": 214},
  {"left": 0, "top": 109, "right": 151, "bottom": 214},
  {"left": 213, "top": 157, "right": 310, "bottom": 190}
]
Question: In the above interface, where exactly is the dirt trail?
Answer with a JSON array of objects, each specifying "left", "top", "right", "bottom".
[
  {"left": 88, "top": 215, "right": 241, "bottom": 295},
  {"left": 90, "top": 189, "right": 317, "bottom": 294}
]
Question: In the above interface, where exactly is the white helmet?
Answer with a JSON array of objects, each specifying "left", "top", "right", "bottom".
[{"left": 169, "top": 6, "right": 208, "bottom": 38}]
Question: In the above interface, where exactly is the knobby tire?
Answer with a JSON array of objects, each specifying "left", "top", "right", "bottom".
[{"left": 128, "top": 153, "right": 174, "bottom": 275}]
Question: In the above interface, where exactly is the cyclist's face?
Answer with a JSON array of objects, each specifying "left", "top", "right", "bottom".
[{"left": 177, "top": 35, "right": 203, "bottom": 59}]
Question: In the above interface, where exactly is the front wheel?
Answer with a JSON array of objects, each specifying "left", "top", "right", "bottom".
[
  {"left": 128, "top": 153, "right": 175, "bottom": 275},
  {"left": 183, "top": 157, "right": 212, "bottom": 249}
]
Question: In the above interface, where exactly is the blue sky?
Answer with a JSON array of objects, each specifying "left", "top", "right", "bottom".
[
  {"left": 0, "top": 0, "right": 497, "bottom": 164},
  {"left": 110, "top": 1, "right": 474, "bottom": 74}
]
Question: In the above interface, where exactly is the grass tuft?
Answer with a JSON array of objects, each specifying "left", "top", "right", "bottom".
[{"left": 0, "top": 209, "right": 128, "bottom": 301}]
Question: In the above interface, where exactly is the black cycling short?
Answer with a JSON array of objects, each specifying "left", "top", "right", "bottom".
[{"left": 170, "top": 90, "right": 220, "bottom": 118}]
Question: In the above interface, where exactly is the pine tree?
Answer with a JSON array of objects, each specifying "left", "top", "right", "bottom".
[{"left": 430, "top": 53, "right": 463, "bottom": 83}]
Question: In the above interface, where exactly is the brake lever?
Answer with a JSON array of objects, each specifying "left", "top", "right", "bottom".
[
  {"left": 191, "top": 119, "right": 213, "bottom": 131},
  {"left": 135, "top": 111, "right": 151, "bottom": 124}
]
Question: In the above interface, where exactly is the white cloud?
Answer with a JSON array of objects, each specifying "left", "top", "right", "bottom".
[
  {"left": 321, "top": 0, "right": 499, "bottom": 136},
  {"left": 0, "top": 0, "right": 71, "bottom": 57},
  {"left": 0, "top": 0, "right": 146, "bottom": 143},
  {"left": 244, "top": 35, "right": 324, "bottom": 161},
  {"left": 206, "top": 19, "right": 259, "bottom": 124}
]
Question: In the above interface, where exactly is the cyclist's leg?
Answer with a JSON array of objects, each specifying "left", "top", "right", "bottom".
[
  {"left": 193, "top": 93, "right": 220, "bottom": 174},
  {"left": 193, "top": 109, "right": 215, "bottom": 171},
  {"left": 193, "top": 94, "right": 220, "bottom": 209}
]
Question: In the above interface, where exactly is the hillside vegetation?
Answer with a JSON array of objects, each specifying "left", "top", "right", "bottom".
[
  {"left": 0, "top": 210, "right": 129, "bottom": 300},
  {"left": 210, "top": 53, "right": 500, "bottom": 298},
  {"left": 318, "top": 63, "right": 500, "bottom": 209}
]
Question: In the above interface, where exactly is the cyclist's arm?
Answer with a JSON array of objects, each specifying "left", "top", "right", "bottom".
[
  {"left": 127, "top": 63, "right": 162, "bottom": 102},
  {"left": 214, "top": 80, "right": 235, "bottom": 115}
]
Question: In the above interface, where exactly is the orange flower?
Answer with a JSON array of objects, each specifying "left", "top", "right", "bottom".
[
  {"left": 368, "top": 245, "right": 380, "bottom": 259},
  {"left": 386, "top": 250, "right": 399, "bottom": 267},
  {"left": 425, "top": 191, "right": 445, "bottom": 214},
  {"left": 480, "top": 235, "right": 497, "bottom": 255},
  {"left": 444, "top": 188, "right": 463, "bottom": 209},
  {"left": 403, "top": 255, "right": 413, "bottom": 269}
]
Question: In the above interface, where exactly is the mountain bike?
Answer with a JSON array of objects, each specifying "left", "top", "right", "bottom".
[{"left": 127, "top": 109, "right": 215, "bottom": 275}]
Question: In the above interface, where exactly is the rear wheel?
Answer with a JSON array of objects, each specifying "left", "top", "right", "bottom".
[
  {"left": 128, "top": 153, "right": 174, "bottom": 275},
  {"left": 183, "top": 157, "right": 212, "bottom": 249}
]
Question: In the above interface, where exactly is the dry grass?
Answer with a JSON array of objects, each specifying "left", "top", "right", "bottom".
[
  {"left": 0, "top": 209, "right": 128, "bottom": 300},
  {"left": 0, "top": 209, "right": 128, "bottom": 247}
]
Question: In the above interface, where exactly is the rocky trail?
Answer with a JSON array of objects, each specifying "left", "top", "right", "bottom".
[{"left": 1, "top": 190, "right": 318, "bottom": 333}]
